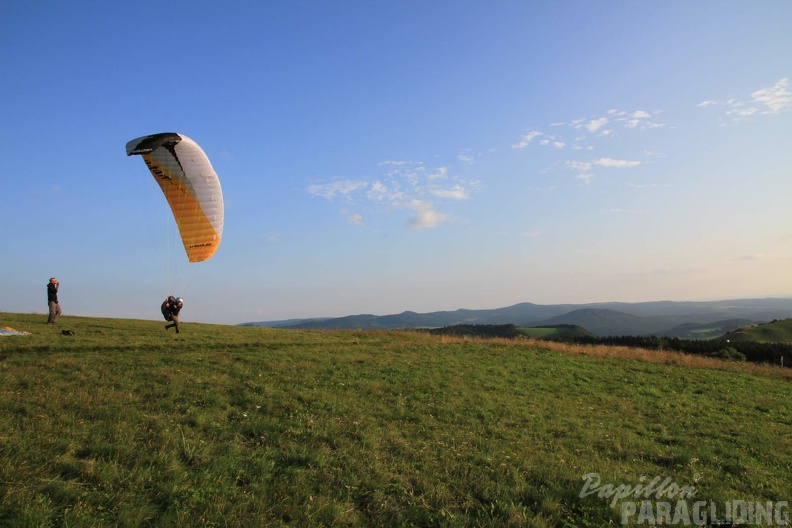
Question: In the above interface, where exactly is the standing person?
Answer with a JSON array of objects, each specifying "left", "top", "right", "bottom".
[
  {"left": 161, "top": 296, "right": 184, "bottom": 333},
  {"left": 47, "top": 277, "right": 61, "bottom": 324}
]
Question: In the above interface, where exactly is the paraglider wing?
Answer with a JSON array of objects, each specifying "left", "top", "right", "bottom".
[{"left": 126, "top": 133, "right": 224, "bottom": 263}]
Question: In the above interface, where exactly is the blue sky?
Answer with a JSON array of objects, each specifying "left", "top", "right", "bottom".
[{"left": 2, "top": 1, "right": 791, "bottom": 325}]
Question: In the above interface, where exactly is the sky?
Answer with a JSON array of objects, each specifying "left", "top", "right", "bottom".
[{"left": 1, "top": 1, "right": 791, "bottom": 325}]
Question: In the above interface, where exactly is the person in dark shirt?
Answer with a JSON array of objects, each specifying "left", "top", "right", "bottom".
[
  {"left": 161, "top": 296, "right": 184, "bottom": 333},
  {"left": 47, "top": 277, "right": 61, "bottom": 324}
]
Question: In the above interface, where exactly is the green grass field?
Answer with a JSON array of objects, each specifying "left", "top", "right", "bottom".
[
  {"left": 1, "top": 313, "right": 791, "bottom": 527},
  {"left": 728, "top": 319, "right": 792, "bottom": 344}
]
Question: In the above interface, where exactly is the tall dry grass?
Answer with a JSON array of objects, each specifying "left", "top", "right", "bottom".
[{"left": 431, "top": 334, "right": 792, "bottom": 381}]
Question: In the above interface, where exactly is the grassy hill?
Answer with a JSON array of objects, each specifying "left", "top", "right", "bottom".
[
  {"left": 1, "top": 312, "right": 791, "bottom": 526},
  {"left": 725, "top": 318, "right": 792, "bottom": 344}
]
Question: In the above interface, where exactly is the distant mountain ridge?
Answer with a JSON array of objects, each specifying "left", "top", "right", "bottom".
[{"left": 241, "top": 298, "right": 792, "bottom": 337}]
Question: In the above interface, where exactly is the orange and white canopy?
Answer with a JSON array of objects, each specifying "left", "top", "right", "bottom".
[{"left": 126, "top": 133, "right": 223, "bottom": 263}]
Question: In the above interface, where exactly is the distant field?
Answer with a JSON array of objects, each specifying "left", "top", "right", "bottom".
[{"left": 1, "top": 312, "right": 791, "bottom": 527}]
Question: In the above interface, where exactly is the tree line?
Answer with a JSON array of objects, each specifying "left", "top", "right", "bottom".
[
  {"left": 423, "top": 325, "right": 791, "bottom": 367},
  {"left": 424, "top": 324, "right": 523, "bottom": 339},
  {"left": 566, "top": 334, "right": 791, "bottom": 366}
]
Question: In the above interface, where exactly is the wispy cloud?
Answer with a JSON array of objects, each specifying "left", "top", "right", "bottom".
[
  {"left": 700, "top": 77, "right": 791, "bottom": 123},
  {"left": 565, "top": 157, "right": 642, "bottom": 182},
  {"left": 512, "top": 108, "right": 664, "bottom": 158},
  {"left": 308, "top": 161, "right": 477, "bottom": 230},
  {"left": 584, "top": 117, "right": 609, "bottom": 133},
  {"left": 457, "top": 149, "right": 475, "bottom": 164},
  {"left": 593, "top": 157, "right": 641, "bottom": 168},
  {"left": 566, "top": 161, "right": 592, "bottom": 172},
  {"left": 607, "top": 109, "right": 665, "bottom": 131},
  {"left": 406, "top": 200, "right": 450, "bottom": 230},
  {"left": 432, "top": 185, "right": 470, "bottom": 200},
  {"left": 539, "top": 136, "right": 566, "bottom": 149},
  {"left": 307, "top": 179, "right": 367, "bottom": 200},
  {"left": 512, "top": 131, "right": 542, "bottom": 149},
  {"left": 566, "top": 161, "right": 595, "bottom": 182},
  {"left": 751, "top": 78, "right": 791, "bottom": 113},
  {"left": 341, "top": 209, "right": 365, "bottom": 226}
]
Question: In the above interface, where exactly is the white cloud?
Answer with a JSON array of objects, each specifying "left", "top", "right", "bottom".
[
  {"left": 564, "top": 156, "right": 641, "bottom": 183},
  {"left": 309, "top": 160, "right": 475, "bottom": 230},
  {"left": 522, "top": 108, "right": 658, "bottom": 183},
  {"left": 567, "top": 161, "right": 593, "bottom": 172},
  {"left": 512, "top": 131, "right": 542, "bottom": 149},
  {"left": 427, "top": 167, "right": 448, "bottom": 181},
  {"left": 379, "top": 160, "right": 413, "bottom": 167},
  {"left": 344, "top": 212, "right": 365, "bottom": 226},
  {"left": 432, "top": 185, "right": 470, "bottom": 200},
  {"left": 406, "top": 201, "right": 450, "bottom": 230},
  {"left": 567, "top": 161, "right": 595, "bottom": 182},
  {"left": 521, "top": 108, "right": 665, "bottom": 154},
  {"left": 366, "top": 180, "right": 392, "bottom": 201},
  {"left": 751, "top": 78, "right": 790, "bottom": 114},
  {"left": 726, "top": 106, "right": 759, "bottom": 118},
  {"left": 572, "top": 144, "right": 594, "bottom": 151},
  {"left": 540, "top": 137, "right": 567, "bottom": 149},
  {"left": 700, "top": 77, "right": 791, "bottom": 122},
  {"left": 593, "top": 157, "right": 641, "bottom": 168},
  {"left": 457, "top": 149, "right": 475, "bottom": 164},
  {"left": 522, "top": 230, "right": 542, "bottom": 238},
  {"left": 617, "top": 109, "right": 664, "bottom": 130},
  {"left": 586, "top": 117, "right": 609, "bottom": 133},
  {"left": 307, "top": 179, "right": 368, "bottom": 200}
]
